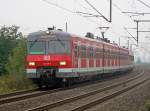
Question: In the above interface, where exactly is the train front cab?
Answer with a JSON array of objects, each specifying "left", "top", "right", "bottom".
[{"left": 26, "top": 31, "right": 73, "bottom": 88}]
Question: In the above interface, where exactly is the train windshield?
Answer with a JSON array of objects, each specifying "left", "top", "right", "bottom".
[
  {"left": 27, "top": 40, "right": 70, "bottom": 54},
  {"left": 48, "top": 40, "right": 70, "bottom": 54},
  {"left": 28, "top": 41, "right": 46, "bottom": 54}
]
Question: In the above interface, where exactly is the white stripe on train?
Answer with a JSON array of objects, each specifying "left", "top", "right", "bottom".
[{"left": 26, "top": 65, "right": 134, "bottom": 78}]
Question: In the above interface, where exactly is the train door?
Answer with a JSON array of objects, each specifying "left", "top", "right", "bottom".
[
  {"left": 86, "top": 46, "right": 89, "bottom": 68},
  {"left": 73, "top": 42, "right": 81, "bottom": 68},
  {"left": 89, "top": 47, "right": 94, "bottom": 67},
  {"left": 77, "top": 42, "right": 81, "bottom": 68},
  {"left": 93, "top": 47, "right": 96, "bottom": 67}
]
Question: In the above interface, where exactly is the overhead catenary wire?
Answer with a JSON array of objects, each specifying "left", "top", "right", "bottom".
[
  {"left": 74, "top": 0, "right": 104, "bottom": 26},
  {"left": 41, "top": 0, "right": 103, "bottom": 29},
  {"left": 137, "top": 0, "right": 150, "bottom": 9},
  {"left": 75, "top": 0, "right": 101, "bottom": 17},
  {"left": 42, "top": 0, "right": 75, "bottom": 13},
  {"left": 112, "top": 0, "right": 150, "bottom": 44},
  {"left": 84, "top": 0, "right": 111, "bottom": 22},
  {"left": 74, "top": 0, "right": 92, "bottom": 12},
  {"left": 78, "top": 0, "right": 149, "bottom": 45},
  {"left": 41, "top": 0, "right": 150, "bottom": 47},
  {"left": 111, "top": 1, "right": 135, "bottom": 22}
]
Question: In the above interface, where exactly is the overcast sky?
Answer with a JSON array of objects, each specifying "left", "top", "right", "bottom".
[{"left": 0, "top": 0, "right": 150, "bottom": 62}]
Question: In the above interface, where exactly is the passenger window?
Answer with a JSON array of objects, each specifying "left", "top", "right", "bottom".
[
  {"left": 81, "top": 46, "right": 86, "bottom": 58},
  {"left": 90, "top": 47, "right": 94, "bottom": 58}
]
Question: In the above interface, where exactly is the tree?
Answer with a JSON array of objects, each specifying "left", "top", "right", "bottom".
[
  {"left": 0, "top": 25, "right": 22, "bottom": 74},
  {"left": 0, "top": 25, "right": 35, "bottom": 92},
  {"left": 6, "top": 38, "right": 27, "bottom": 75},
  {"left": 0, "top": 38, "right": 35, "bottom": 91},
  {"left": 0, "top": 25, "right": 22, "bottom": 39},
  {"left": 4, "top": 38, "right": 33, "bottom": 89}
]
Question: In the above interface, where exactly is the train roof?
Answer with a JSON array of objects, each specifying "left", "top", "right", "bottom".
[
  {"left": 28, "top": 30, "right": 71, "bottom": 41},
  {"left": 28, "top": 30, "right": 132, "bottom": 54},
  {"left": 28, "top": 30, "right": 116, "bottom": 46}
]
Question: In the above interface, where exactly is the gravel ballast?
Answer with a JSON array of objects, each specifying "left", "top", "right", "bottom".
[
  {"left": 0, "top": 69, "right": 141, "bottom": 111},
  {"left": 85, "top": 72, "right": 150, "bottom": 111}
]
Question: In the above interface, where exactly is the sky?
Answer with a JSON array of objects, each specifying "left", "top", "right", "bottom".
[{"left": 0, "top": 0, "right": 150, "bottom": 62}]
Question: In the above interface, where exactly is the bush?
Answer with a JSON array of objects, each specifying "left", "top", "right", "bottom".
[
  {"left": 0, "top": 38, "right": 36, "bottom": 94},
  {"left": 0, "top": 25, "right": 21, "bottom": 74},
  {"left": 0, "top": 74, "right": 35, "bottom": 94},
  {"left": 144, "top": 99, "right": 150, "bottom": 111}
]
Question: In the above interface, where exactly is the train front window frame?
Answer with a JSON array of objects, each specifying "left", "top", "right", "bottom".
[
  {"left": 48, "top": 40, "right": 70, "bottom": 54},
  {"left": 28, "top": 40, "right": 70, "bottom": 54},
  {"left": 28, "top": 41, "right": 46, "bottom": 54}
]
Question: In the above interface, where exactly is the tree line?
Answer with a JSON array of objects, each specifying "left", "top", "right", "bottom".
[
  {"left": 0, "top": 25, "right": 26, "bottom": 75},
  {"left": 0, "top": 25, "right": 35, "bottom": 93}
]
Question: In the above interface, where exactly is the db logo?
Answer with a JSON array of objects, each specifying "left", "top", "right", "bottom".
[{"left": 44, "top": 55, "right": 50, "bottom": 61}]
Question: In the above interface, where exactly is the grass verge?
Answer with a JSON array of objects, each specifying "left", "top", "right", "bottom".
[
  {"left": 142, "top": 99, "right": 150, "bottom": 111},
  {"left": 0, "top": 74, "right": 36, "bottom": 94}
]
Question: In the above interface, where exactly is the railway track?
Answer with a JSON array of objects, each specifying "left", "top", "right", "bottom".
[
  {"left": 0, "top": 89, "right": 38, "bottom": 99},
  {"left": 0, "top": 68, "right": 139, "bottom": 106},
  {"left": 26, "top": 70, "right": 146, "bottom": 111},
  {"left": 0, "top": 87, "right": 64, "bottom": 105}
]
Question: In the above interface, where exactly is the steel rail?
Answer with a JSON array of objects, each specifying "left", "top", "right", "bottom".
[
  {"left": 0, "top": 89, "right": 38, "bottom": 99},
  {"left": 0, "top": 68, "right": 138, "bottom": 106},
  {"left": 27, "top": 70, "right": 144, "bottom": 111},
  {"left": 0, "top": 88, "right": 63, "bottom": 105},
  {"left": 72, "top": 72, "right": 148, "bottom": 111}
]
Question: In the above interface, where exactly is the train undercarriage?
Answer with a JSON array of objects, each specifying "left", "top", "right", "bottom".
[{"left": 29, "top": 66, "right": 134, "bottom": 89}]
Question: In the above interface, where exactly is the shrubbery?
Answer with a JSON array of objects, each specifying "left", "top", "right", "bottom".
[
  {"left": 0, "top": 73, "right": 35, "bottom": 94},
  {"left": 143, "top": 99, "right": 150, "bottom": 111},
  {"left": 0, "top": 26, "right": 36, "bottom": 94}
]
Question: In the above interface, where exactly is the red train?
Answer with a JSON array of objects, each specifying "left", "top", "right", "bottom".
[{"left": 26, "top": 28, "right": 134, "bottom": 88}]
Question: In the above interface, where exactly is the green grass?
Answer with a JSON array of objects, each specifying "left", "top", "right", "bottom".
[
  {"left": 0, "top": 74, "right": 36, "bottom": 94},
  {"left": 143, "top": 99, "right": 150, "bottom": 111}
]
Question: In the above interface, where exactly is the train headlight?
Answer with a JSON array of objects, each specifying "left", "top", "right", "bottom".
[
  {"left": 46, "top": 30, "right": 50, "bottom": 34},
  {"left": 28, "top": 62, "right": 35, "bottom": 66},
  {"left": 59, "top": 61, "right": 66, "bottom": 66}
]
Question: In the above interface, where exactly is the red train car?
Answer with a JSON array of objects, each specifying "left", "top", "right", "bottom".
[{"left": 26, "top": 29, "right": 134, "bottom": 88}]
